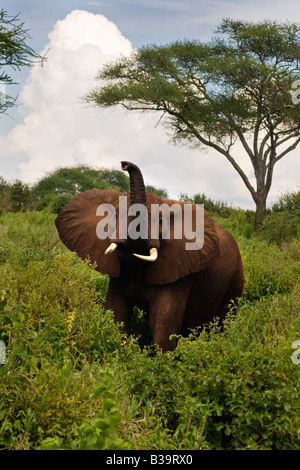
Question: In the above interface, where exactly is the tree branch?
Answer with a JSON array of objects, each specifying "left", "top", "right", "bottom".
[
  {"left": 274, "top": 136, "right": 300, "bottom": 163},
  {"left": 176, "top": 112, "right": 257, "bottom": 200}
]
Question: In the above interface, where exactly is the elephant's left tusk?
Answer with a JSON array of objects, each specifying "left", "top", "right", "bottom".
[
  {"left": 105, "top": 242, "right": 118, "bottom": 255},
  {"left": 133, "top": 247, "right": 158, "bottom": 262}
]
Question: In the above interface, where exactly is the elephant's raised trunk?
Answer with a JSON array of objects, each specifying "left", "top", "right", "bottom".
[
  {"left": 105, "top": 162, "right": 158, "bottom": 262},
  {"left": 121, "top": 161, "right": 147, "bottom": 207},
  {"left": 122, "top": 161, "right": 158, "bottom": 261},
  {"left": 121, "top": 161, "right": 149, "bottom": 254}
]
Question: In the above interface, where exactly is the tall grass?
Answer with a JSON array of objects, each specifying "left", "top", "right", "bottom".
[{"left": 0, "top": 210, "right": 299, "bottom": 449}]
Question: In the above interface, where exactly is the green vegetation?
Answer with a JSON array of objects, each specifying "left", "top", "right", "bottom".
[
  {"left": 0, "top": 165, "right": 168, "bottom": 215},
  {"left": 260, "top": 191, "right": 300, "bottom": 244},
  {"left": 86, "top": 18, "right": 300, "bottom": 230},
  {"left": 0, "top": 9, "right": 42, "bottom": 114},
  {"left": 0, "top": 190, "right": 299, "bottom": 450}
]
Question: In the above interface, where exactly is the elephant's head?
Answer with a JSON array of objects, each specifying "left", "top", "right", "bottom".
[{"left": 55, "top": 162, "right": 220, "bottom": 284}]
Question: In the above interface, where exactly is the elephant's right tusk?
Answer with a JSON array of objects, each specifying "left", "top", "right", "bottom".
[
  {"left": 133, "top": 247, "right": 158, "bottom": 262},
  {"left": 105, "top": 242, "right": 118, "bottom": 256}
]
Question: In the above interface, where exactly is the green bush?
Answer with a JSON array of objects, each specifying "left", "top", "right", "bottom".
[
  {"left": 0, "top": 211, "right": 59, "bottom": 265},
  {"left": 0, "top": 211, "right": 128, "bottom": 448},
  {"left": 260, "top": 211, "right": 300, "bottom": 244},
  {"left": 215, "top": 209, "right": 255, "bottom": 239},
  {"left": 240, "top": 237, "right": 300, "bottom": 301},
  {"left": 179, "top": 192, "right": 236, "bottom": 217},
  {"left": 271, "top": 190, "right": 300, "bottom": 213},
  {"left": 0, "top": 280, "right": 125, "bottom": 448},
  {"left": 34, "top": 192, "right": 75, "bottom": 214},
  {"left": 40, "top": 372, "right": 131, "bottom": 450},
  {"left": 260, "top": 190, "right": 300, "bottom": 244},
  {"left": 112, "top": 291, "right": 300, "bottom": 450},
  {"left": 0, "top": 210, "right": 299, "bottom": 450}
]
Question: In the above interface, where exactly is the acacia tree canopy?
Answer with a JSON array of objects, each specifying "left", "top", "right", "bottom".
[
  {"left": 86, "top": 18, "right": 300, "bottom": 230},
  {"left": 0, "top": 9, "right": 41, "bottom": 113}
]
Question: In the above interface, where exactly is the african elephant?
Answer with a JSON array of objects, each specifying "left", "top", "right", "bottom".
[{"left": 55, "top": 161, "right": 244, "bottom": 352}]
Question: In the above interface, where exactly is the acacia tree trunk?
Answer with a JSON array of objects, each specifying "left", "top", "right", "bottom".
[
  {"left": 252, "top": 167, "right": 268, "bottom": 231},
  {"left": 254, "top": 196, "right": 267, "bottom": 232}
]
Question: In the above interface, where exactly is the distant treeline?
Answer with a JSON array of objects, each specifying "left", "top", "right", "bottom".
[
  {"left": 0, "top": 166, "right": 168, "bottom": 215},
  {"left": 1, "top": 165, "right": 300, "bottom": 245}
]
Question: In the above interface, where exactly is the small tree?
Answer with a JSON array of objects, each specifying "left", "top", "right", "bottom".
[
  {"left": 0, "top": 9, "right": 41, "bottom": 114},
  {"left": 0, "top": 176, "right": 9, "bottom": 213},
  {"left": 10, "top": 180, "right": 31, "bottom": 212},
  {"left": 32, "top": 166, "right": 168, "bottom": 212},
  {"left": 32, "top": 166, "right": 113, "bottom": 198},
  {"left": 86, "top": 19, "right": 300, "bottom": 230}
]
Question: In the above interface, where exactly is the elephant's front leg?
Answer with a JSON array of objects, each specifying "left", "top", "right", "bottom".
[
  {"left": 149, "top": 276, "right": 193, "bottom": 352},
  {"left": 105, "top": 277, "right": 132, "bottom": 334}
]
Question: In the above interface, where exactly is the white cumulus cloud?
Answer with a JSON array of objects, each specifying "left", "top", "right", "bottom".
[
  {"left": 0, "top": 8, "right": 299, "bottom": 209},
  {"left": 0, "top": 10, "right": 161, "bottom": 182}
]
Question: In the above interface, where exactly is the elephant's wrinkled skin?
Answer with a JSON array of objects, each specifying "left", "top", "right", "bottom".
[{"left": 55, "top": 162, "right": 244, "bottom": 352}]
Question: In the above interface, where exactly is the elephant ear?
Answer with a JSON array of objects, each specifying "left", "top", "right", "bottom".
[
  {"left": 145, "top": 196, "right": 220, "bottom": 285},
  {"left": 55, "top": 190, "right": 123, "bottom": 277}
]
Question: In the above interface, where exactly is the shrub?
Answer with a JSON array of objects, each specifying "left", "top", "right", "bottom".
[
  {"left": 41, "top": 373, "right": 131, "bottom": 450},
  {"left": 240, "top": 238, "right": 300, "bottom": 301},
  {"left": 1, "top": 210, "right": 299, "bottom": 450},
  {"left": 0, "top": 255, "right": 125, "bottom": 448},
  {"left": 0, "top": 353, "right": 103, "bottom": 449},
  {"left": 271, "top": 190, "right": 300, "bottom": 213},
  {"left": 260, "top": 211, "right": 300, "bottom": 244},
  {"left": 0, "top": 211, "right": 59, "bottom": 265},
  {"left": 112, "top": 290, "right": 300, "bottom": 450},
  {"left": 260, "top": 190, "right": 300, "bottom": 244},
  {"left": 179, "top": 192, "right": 235, "bottom": 217}
]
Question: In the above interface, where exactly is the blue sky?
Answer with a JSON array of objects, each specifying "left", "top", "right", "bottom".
[
  {"left": 6, "top": 0, "right": 299, "bottom": 51},
  {"left": 1, "top": 0, "right": 220, "bottom": 137},
  {"left": 0, "top": 0, "right": 228, "bottom": 50},
  {"left": 0, "top": 0, "right": 300, "bottom": 208}
]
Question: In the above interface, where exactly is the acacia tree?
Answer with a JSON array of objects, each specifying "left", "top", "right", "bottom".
[
  {"left": 86, "top": 19, "right": 300, "bottom": 230},
  {"left": 0, "top": 9, "right": 41, "bottom": 113}
]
